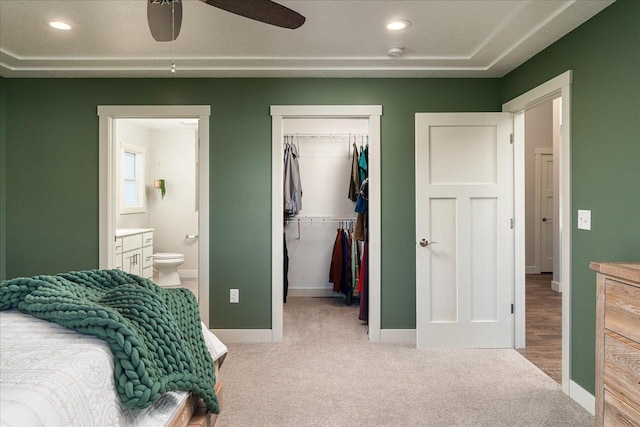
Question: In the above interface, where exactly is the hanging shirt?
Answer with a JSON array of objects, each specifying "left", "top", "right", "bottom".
[
  {"left": 355, "top": 178, "right": 368, "bottom": 214},
  {"left": 358, "top": 146, "right": 368, "bottom": 184},
  {"left": 354, "top": 213, "right": 366, "bottom": 241},
  {"left": 341, "top": 229, "right": 352, "bottom": 295}
]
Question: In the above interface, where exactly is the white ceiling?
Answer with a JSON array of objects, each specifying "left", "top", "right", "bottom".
[{"left": 0, "top": 0, "right": 614, "bottom": 78}]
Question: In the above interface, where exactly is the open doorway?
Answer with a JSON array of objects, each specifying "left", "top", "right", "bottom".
[
  {"left": 98, "top": 105, "right": 211, "bottom": 326},
  {"left": 517, "top": 98, "right": 563, "bottom": 382},
  {"left": 271, "top": 105, "right": 382, "bottom": 343},
  {"left": 113, "top": 118, "right": 200, "bottom": 299},
  {"left": 282, "top": 117, "right": 370, "bottom": 339},
  {"left": 503, "top": 70, "right": 572, "bottom": 396}
]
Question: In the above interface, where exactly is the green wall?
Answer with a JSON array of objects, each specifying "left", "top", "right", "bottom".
[
  {"left": 501, "top": 0, "right": 640, "bottom": 394},
  {"left": 0, "top": 76, "right": 6, "bottom": 281},
  {"left": 3, "top": 78, "right": 501, "bottom": 330}
]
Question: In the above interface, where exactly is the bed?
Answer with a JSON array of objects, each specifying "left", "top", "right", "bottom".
[{"left": 0, "top": 271, "right": 227, "bottom": 427}]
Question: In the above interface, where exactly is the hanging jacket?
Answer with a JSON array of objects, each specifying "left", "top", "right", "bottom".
[
  {"left": 283, "top": 143, "right": 293, "bottom": 212},
  {"left": 359, "top": 242, "right": 369, "bottom": 322},
  {"left": 283, "top": 233, "right": 289, "bottom": 304},
  {"left": 348, "top": 143, "right": 360, "bottom": 201},
  {"left": 284, "top": 143, "right": 303, "bottom": 215},
  {"left": 329, "top": 229, "right": 344, "bottom": 292}
]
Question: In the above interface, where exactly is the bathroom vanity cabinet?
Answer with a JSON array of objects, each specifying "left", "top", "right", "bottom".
[{"left": 115, "top": 229, "right": 154, "bottom": 280}]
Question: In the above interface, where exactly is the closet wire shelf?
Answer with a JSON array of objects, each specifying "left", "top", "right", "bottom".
[
  {"left": 284, "top": 133, "right": 369, "bottom": 158},
  {"left": 285, "top": 216, "right": 357, "bottom": 239}
]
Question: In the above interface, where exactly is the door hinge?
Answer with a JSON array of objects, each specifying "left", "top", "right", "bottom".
[
  {"left": 510, "top": 134, "right": 514, "bottom": 144},
  {"left": 511, "top": 304, "right": 514, "bottom": 314},
  {"left": 510, "top": 218, "right": 514, "bottom": 229}
]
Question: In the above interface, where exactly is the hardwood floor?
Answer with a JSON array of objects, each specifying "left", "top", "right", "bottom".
[{"left": 517, "top": 273, "right": 562, "bottom": 383}]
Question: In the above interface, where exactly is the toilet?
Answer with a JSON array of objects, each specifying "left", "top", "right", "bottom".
[{"left": 153, "top": 253, "right": 185, "bottom": 287}]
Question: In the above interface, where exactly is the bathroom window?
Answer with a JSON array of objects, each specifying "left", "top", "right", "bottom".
[{"left": 121, "top": 143, "right": 146, "bottom": 214}]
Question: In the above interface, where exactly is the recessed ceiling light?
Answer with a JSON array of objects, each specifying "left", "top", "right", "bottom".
[
  {"left": 387, "top": 20, "right": 411, "bottom": 31},
  {"left": 49, "top": 21, "right": 71, "bottom": 30}
]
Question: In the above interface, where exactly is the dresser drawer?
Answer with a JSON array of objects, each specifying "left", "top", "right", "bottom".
[
  {"left": 605, "top": 278, "right": 640, "bottom": 342},
  {"left": 604, "top": 389, "right": 640, "bottom": 426},
  {"left": 604, "top": 331, "right": 640, "bottom": 413}
]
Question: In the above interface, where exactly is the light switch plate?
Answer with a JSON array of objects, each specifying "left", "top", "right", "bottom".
[
  {"left": 577, "top": 210, "right": 591, "bottom": 230},
  {"left": 230, "top": 289, "right": 239, "bottom": 303}
]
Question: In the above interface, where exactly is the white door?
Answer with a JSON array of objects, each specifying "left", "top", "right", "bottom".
[
  {"left": 537, "top": 152, "right": 554, "bottom": 272},
  {"left": 416, "top": 113, "right": 514, "bottom": 348}
]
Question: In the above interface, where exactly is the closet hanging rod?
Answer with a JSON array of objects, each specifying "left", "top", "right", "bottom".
[
  {"left": 285, "top": 216, "right": 357, "bottom": 239},
  {"left": 284, "top": 133, "right": 368, "bottom": 139},
  {"left": 285, "top": 220, "right": 355, "bottom": 225},
  {"left": 285, "top": 218, "right": 356, "bottom": 225},
  {"left": 285, "top": 215, "right": 356, "bottom": 221}
]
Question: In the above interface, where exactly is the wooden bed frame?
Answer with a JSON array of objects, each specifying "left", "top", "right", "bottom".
[
  {"left": 169, "top": 380, "right": 223, "bottom": 427},
  {"left": 168, "top": 359, "right": 223, "bottom": 427}
]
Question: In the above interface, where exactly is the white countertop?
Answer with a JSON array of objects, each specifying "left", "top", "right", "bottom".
[{"left": 115, "top": 228, "right": 154, "bottom": 237}]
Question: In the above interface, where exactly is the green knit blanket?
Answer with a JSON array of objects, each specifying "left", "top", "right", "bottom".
[{"left": 0, "top": 269, "right": 219, "bottom": 413}]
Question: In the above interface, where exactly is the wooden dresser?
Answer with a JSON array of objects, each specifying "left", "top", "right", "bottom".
[{"left": 591, "top": 262, "right": 640, "bottom": 426}]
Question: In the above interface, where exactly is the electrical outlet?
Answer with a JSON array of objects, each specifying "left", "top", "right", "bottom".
[
  {"left": 230, "top": 289, "right": 239, "bottom": 303},
  {"left": 577, "top": 209, "right": 591, "bottom": 230}
]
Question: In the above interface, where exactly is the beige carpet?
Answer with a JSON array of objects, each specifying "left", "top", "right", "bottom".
[{"left": 218, "top": 297, "right": 593, "bottom": 426}]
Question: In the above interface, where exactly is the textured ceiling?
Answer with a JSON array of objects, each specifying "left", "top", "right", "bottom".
[{"left": 0, "top": 0, "right": 614, "bottom": 78}]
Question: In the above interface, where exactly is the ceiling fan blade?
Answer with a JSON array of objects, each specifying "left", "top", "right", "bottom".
[
  {"left": 147, "top": 0, "right": 183, "bottom": 42},
  {"left": 202, "top": 0, "right": 305, "bottom": 29}
]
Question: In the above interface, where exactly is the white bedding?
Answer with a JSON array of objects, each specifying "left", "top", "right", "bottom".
[{"left": 0, "top": 310, "right": 227, "bottom": 427}]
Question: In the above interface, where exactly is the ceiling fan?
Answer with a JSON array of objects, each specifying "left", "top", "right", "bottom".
[{"left": 147, "top": 0, "right": 306, "bottom": 42}]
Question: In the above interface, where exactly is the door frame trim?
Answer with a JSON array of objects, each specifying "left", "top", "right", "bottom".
[
  {"left": 97, "top": 105, "right": 211, "bottom": 327},
  {"left": 503, "top": 70, "right": 572, "bottom": 394},
  {"left": 270, "top": 105, "right": 382, "bottom": 342}
]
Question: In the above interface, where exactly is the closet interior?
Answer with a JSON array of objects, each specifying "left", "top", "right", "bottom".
[{"left": 283, "top": 118, "right": 370, "bottom": 324}]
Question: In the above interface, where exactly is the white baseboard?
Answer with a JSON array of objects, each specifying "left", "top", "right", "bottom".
[
  {"left": 526, "top": 266, "right": 540, "bottom": 274},
  {"left": 380, "top": 329, "right": 416, "bottom": 343},
  {"left": 287, "top": 287, "right": 338, "bottom": 297},
  {"left": 211, "top": 329, "right": 273, "bottom": 343},
  {"left": 178, "top": 269, "right": 198, "bottom": 278},
  {"left": 551, "top": 281, "right": 562, "bottom": 293},
  {"left": 569, "top": 380, "right": 595, "bottom": 416}
]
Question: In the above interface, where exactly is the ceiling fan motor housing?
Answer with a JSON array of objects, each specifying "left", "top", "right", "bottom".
[{"left": 147, "top": 0, "right": 183, "bottom": 42}]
